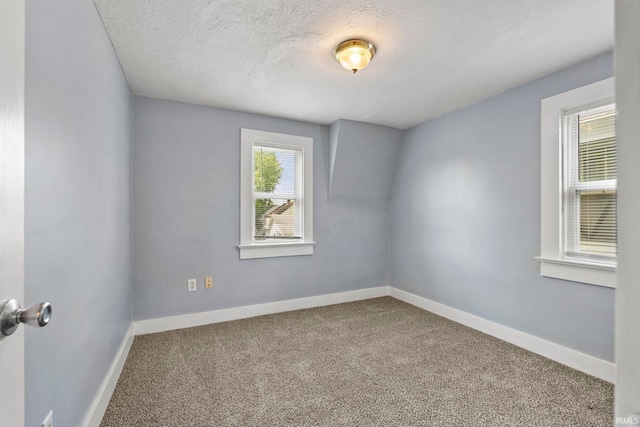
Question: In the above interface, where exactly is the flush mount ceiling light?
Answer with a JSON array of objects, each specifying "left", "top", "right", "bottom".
[{"left": 334, "top": 39, "right": 376, "bottom": 74}]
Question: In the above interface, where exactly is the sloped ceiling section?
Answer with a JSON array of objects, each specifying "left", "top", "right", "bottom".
[
  {"left": 94, "top": 0, "right": 613, "bottom": 129},
  {"left": 328, "top": 120, "right": 402, "bottom": 203}
]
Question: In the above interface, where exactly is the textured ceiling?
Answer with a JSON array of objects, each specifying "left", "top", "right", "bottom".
[{"left": 93, "top": 0, "right": 613, "bottom": 129}]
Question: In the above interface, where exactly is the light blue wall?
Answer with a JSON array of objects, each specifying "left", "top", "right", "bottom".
[
  {"left": 389, "top": 51, "right": 615, "bottom": 361},
  {"left": 132, "top": 97, "right": 401, "bottom": 320},
  {"left": 25, "top": 0, "right": 132, "bottom": 425},
  {"left": 329, "top": 119, "right": 402, "bottom": 203},
  {"left": 19, "top": 6, "right": 614, "bottom": 422}
]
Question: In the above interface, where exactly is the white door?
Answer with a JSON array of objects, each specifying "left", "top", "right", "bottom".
[
  {"left": 0, "top": 0, "right": 26, "bottom": 425},
  {"left": 615, "top": 0, "right": 640, "bottom": 420}
]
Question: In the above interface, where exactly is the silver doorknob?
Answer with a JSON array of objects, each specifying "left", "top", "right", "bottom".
[{"left": 0, "top": 299, "right": 52, "bottom": 337}]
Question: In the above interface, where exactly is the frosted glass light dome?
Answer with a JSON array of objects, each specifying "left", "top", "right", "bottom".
[{"left": 334, "top": 39, "right": 376, "bottom": 74}]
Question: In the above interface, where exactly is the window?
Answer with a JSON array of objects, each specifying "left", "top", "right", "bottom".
[
  {"left": 239, "top": 129, "right": 314, "bottom": 259},
  {"left": 537, "top": 78, "right": 616, "bottom": 288},
  {"left": 562, "top": 103, "right": 617, "bottom": 260}
]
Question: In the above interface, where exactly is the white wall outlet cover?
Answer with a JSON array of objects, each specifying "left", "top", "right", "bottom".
[
  {"left": 42, "top": 410, "right": 53, "bottom": 427},
  {"left": 188, "top": 279, "right": 197, "bottom": 292}
]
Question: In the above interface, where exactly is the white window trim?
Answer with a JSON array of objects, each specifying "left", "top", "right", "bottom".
[
  {"left": 239, "top": 128, "right": 314, "bottom": 259},
  {"left": 536, "top": 77, "right": 616, "bottom": 288}
]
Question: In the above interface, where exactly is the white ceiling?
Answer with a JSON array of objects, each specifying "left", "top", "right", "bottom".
[{"left": 93, "top": 0, "right": 613, "bottom": 129}]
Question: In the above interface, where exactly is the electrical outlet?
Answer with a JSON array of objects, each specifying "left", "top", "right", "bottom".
[
  {"left": 205, "top": 276, "right": 213, "bottom": 289},
  {"left": 187, "top": 279, "right": 197, "bottom": 292},
  {"left": 42, "top": 410, "right": 53, "bottom": 427}
]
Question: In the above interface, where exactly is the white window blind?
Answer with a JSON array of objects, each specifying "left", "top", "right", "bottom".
[
  {"left": 253, "top": 145, "right": 302, "bottom": 241},
  {"left": 562, "top": 102, "right": 617, "bottom": 261}
]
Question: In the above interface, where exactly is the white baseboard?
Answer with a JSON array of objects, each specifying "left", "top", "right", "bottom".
[
  {"left": 88, "top": 285, "right": 614, "bottom": 427},
  {"left": 389, "top": 287, "right": 615, "bottom": 383},
  {"left": 133, "top": 286, "right": 390, "bottom": 336},
  {"left": 131, "top": 286, "right": 613, "bottom": 382},
  {"left": 82, "top": 324, "right": 135, "bottom": 427}
]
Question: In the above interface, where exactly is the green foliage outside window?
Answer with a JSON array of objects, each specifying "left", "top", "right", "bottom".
[{"left": 254, "top": 149, "right": 283, "bottom": 236}]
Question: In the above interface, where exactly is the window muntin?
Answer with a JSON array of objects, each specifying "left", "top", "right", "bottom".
[{"left": 562, "top": 103, "right": 617, "bottom": 262}]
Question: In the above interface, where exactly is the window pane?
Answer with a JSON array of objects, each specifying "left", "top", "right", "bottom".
[
  {"left": 254, "top": 147, "right": 282, "bottom": 193},
  {"left": 254, "top": 146, "right": 296, "bottom": 195},
  {"left": 579, "top": 111, "right": 616, "bottom": 182},
  {"left": 579, "top": 190, "right": 617, "bottom": 255},
  {"left": 274, "top": 151, "right": 296, "bottom": 194},
  {"left": 562, "top": 103, "right": 617, "bottom": 260},
  {"left": 254, "top": 198, "right": 299, "bottom": 240}
]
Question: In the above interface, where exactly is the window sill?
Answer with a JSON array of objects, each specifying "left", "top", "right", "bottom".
[
  {"left": 238, "top": 242, "right": 315, "bottom": 260},
  {"left": 535, "top": 256, "right": 616, "bottom": 288}
]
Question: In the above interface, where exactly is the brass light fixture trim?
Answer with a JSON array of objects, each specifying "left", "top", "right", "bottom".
[{"left": 334, "top": 39, "right": 376, "bottom": 74}]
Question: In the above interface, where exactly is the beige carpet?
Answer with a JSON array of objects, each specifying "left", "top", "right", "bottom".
[{"left": 100, "top": 297, "right": 613, "bottom": 426}]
